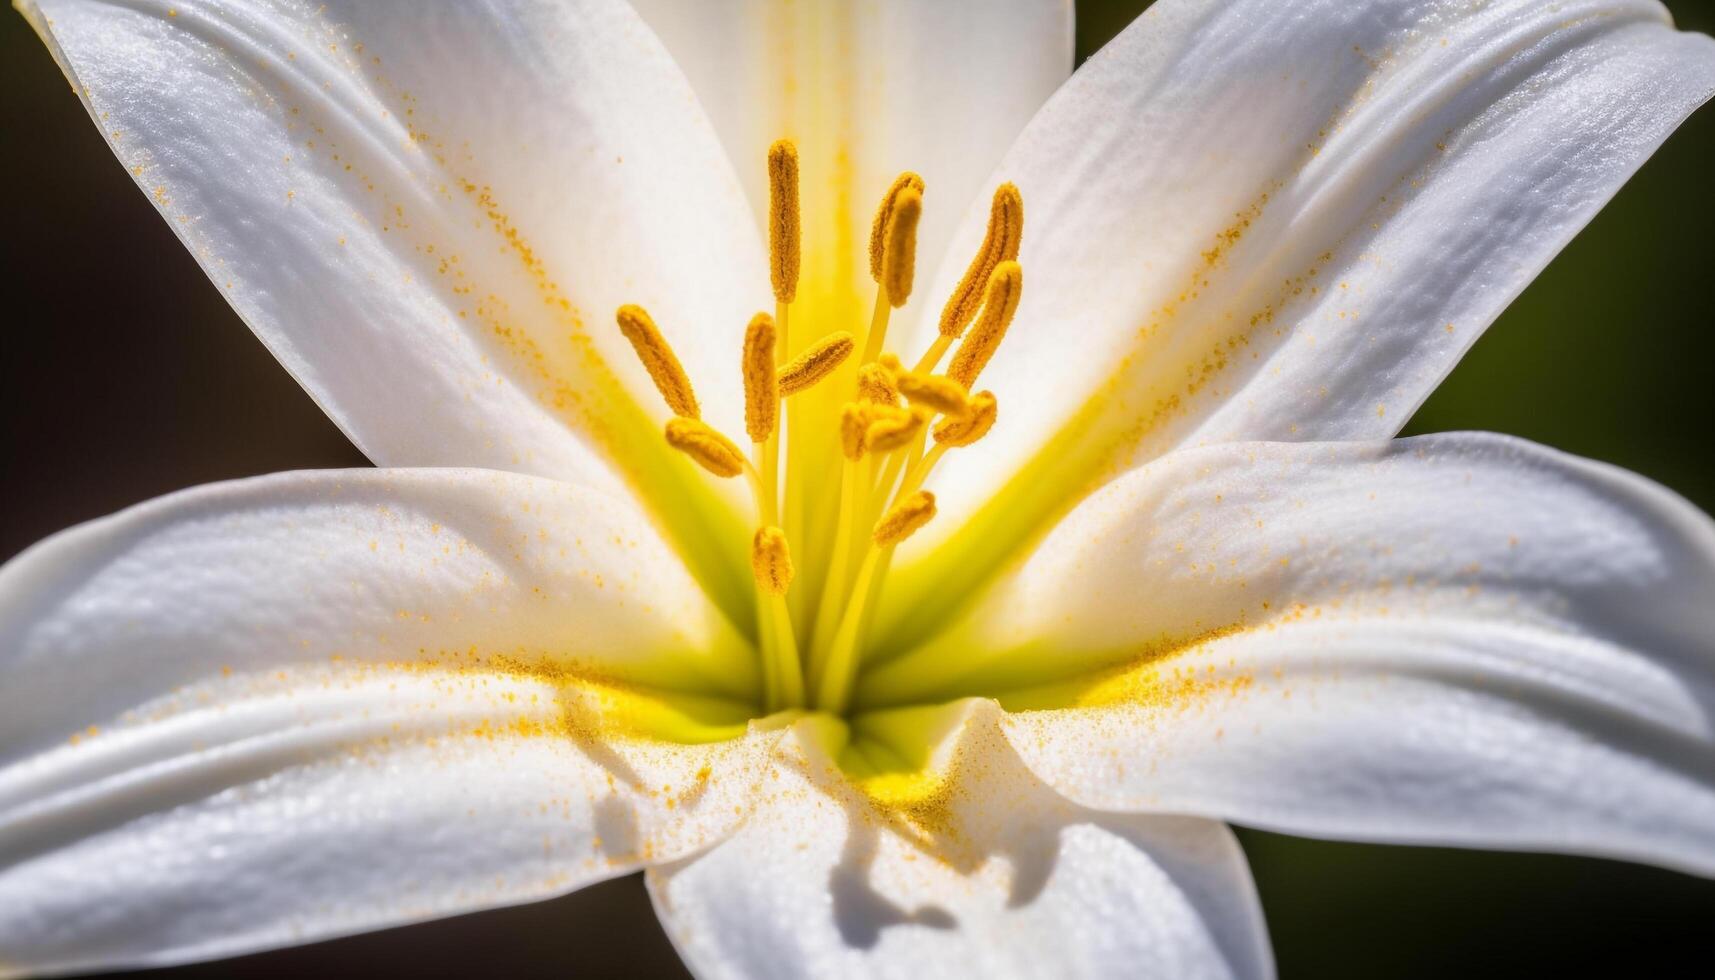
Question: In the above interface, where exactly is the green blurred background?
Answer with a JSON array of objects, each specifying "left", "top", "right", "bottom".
[{"left": 3, "top": 1, "right": 1713, "bottom": 976}]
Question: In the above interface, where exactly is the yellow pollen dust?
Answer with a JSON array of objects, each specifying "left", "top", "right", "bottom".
[
  {"left": 664, "top": 417, "right": 746, "bottom": 478},
  {"left": 880, "top": 186, "right": 924, "bottom": 309},
  {"left": 873, "top": 490, "right": 937, "bottom": 546},
  {"left": 768, "top": 139, "right": 801, "bottom": 303},
  {"left": 779, "top": 331, "right": 855, "bottom": 396},
  {"left": 896, "top": 371, "right": 970, "bottom": 417},
  {"left": 948, "top": 260, "right": 1023, "bottom": 389},
  {"left": 742, "top": 312, "right": 778, "bottom": 442},
  {"left": 616, "top": 304, "right": 699, "bottom": 418},
  {"left": 751, "top": 526, "right": 794, "bottom": 596},
  {"left": 933, "top": 390, "right": 998, "bottom": 447},
  {"left": 938, "top": 182, "right": 1023, "bottom": 338}
]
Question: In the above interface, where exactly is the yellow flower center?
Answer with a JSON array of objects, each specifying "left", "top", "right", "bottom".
[{"left": 616, "top": 138, "right": 1024, "bottom": 723}]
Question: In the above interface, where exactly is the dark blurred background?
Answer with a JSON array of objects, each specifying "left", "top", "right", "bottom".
[{"left": 4, "top": 1, "right": 1714, "bottom": 977}]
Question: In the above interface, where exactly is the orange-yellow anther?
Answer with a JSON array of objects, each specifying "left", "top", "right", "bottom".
[
  {"left": 779, "top": 331, "right": 855, "bottom": 396},
  {"left": 881, "top": 186, "right": 924, "bottom": 308},
  {"left": 840, "top": 403, "right": 872, "bottom": 461},
  {"left": 869, "top": 172, "right": 925, "bottom": 282},
  {"left": 933, "top": 390, "right": 997, "bottom": 447},
  {"left": 896, "top": 371, "right": 970, "bottom": 417},
  {"left": 751, "top": 526, "right": 794, "bottom": 596},
  {"left": 664, "top": 417, "right": 746, "bottom": 478},
  {"left": 948, "top": 260, "right": 1022, "bottom": 389},
  {"left": 616, "top": 304, "right": 699, "bottom": 418},
  {"left": 856, "top": 363, "right": 899, "bottom": 405},
  {"left": 864, "top": 407, "right": 928, "bottom": 454},
  {"left": 742, "top": 312, "right": 778, "bottom": 442},
  {"left": 768, "top": 140, "right": 800, "bottom": 303},
  {"left": 938, "top": 183, "right": 1023, "bottom": 338},
  {"left": 873, "top": 490, "right": 937, "bottom": 546}
]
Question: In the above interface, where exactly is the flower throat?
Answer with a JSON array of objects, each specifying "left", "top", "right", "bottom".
[{"left": 616, "top": 139, "right": 1023, "bottom": 718}]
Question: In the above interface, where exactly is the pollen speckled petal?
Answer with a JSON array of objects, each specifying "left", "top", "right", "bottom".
[
  {"left": 647, "top": 702, "right": 1272, "bottom": 980},
  {"left": 894, "top": 0, "right": 1715, "bottom": 601},
  {"left": 0, "top": 468, "right": 770, "bottom": 975},
  {"left": 10, "top": 0, "right": 1715, "bottom": 974},
  {"left": 18, "top": 0, "right": 766, "bottom": 556},
  {"left": 879, "top": 434, "right": 1715, "bottom": 878}
]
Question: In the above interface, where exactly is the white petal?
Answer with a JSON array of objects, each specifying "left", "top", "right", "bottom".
[
  {"left": 625, "top": 0, "right": 1074, "bottom": 293},
  {"left": 647, "top": 703, "right": 1271, "bottom": 980},
  {"left": 0, "top": 469, "right": 771, "bottom": 974},
  {"left": 893, "top": 0, "right": 1715, "bottom": 597},
  {"left": 22, "top": 0, "right": 765, "bottom": 513},
  {"left": 872, "top": 434, "right": 1715, "bottom": 877}
]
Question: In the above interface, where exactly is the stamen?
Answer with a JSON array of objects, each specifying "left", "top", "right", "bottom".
[
  {"left": 856, "top": 363, "right": 899, "bottom": 405},
  {"left": 932, "top": 390, "right": 998, "bottom": 447},
  {"left": 664, "top": 417, "right": 746, "bottom": 477},
  {"left": 864, "top": 407, "right": 928, "bottom": 454},
  {"left": 948, "top": 260, "right": 1022, "bottom": 389},
  {"left": 625, "top": 140, "right": 1031, "bottom": 716},
  {"left": 768, "top": 139, "right": 801, "bottom": 304},
  {"left": 937, "top": 183, "right": 1023, "bottom": 338},
  {"left": 896, "top": 371, "right": 970, "bottom": 417},
  {"left": 751, "top": 526, "right": 794, "bottom": 595},
  {"left": 742, "top": 312, "right": 778, "bottom": 443},
  {"left": 881, "top": 186, "right": 923, "bottom": 309},
  {"left": 616, "top": 304, "right": 699, "bottom": 419},
  {"left": 779, "top": 331, "right": 855, "bottom": 396},
  {"left": 868, "top": 172, "right": 925, "bottom": 282},
  {"left": 873, "top": 490, "right": 937, "bottom": 546}
]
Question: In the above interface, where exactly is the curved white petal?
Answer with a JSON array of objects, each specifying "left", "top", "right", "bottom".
[
  {"left": 625, "top": 0, "right": 1075, "bottom": 290},
  {"left": 0, "top": 469, "right": 771, "bottom": 974},
  {"left": 890, "top": 0, "right": 1715, "bottom": 617},
  {"left": 871, "top": 434, "right": 1715, "bottom": 877},
  {"left": 22, "top": 0, "right": 765, "bottom": 553},
  {"left": 647, "top": 703, "right": 1271, "bottom": 980}
]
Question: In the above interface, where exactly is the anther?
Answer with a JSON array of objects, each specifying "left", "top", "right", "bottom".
[
  {"left": 948, "top": 260, "right": 1022, "bottom": 389},
  {"left": 664, "top": 417, "right": 746, "bottom": 477},
  {"left": 751, "top": 526, "right": 794, "bottom": 595},
  {"left": 840, "top": 403, "right": 871, "bottom": 460},
  {"left": 742, "top": 312, "right": 778, "bottom": 442},
  {"left": 933, "top": 390, "right": 997, "bottom": 447},
  {"left": 896, "top": 371, "right": 970, "bottom": 417},
  {"left": 855, "top": 363, "right": 899, "bottom": 405},
  {"left": 616, "top": 304, "right": 699, "bottom": 419},
  {"left": 873, "top": 490, "right": 937, "bottom": 546},
  {"left": 880, "top": 186, "right": 923, "bottom": 309},
  {"left": 778, "top": 331, "right": 855, "bottom": 396},
  {"left": 938, "top": 183, "right": 1023, "bottom": 338},
  {"left": 864, "top": 407, "right": 928, "bottom": 454},
  {"left": 768, "top": 139, "right": 801, "bottom": 304},
  {"left": 868, "top": 172, "right": 924, "bottom": 282}
]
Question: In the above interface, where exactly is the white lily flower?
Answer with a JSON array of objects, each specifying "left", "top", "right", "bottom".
[{"left": 6, "top": 0, "right": 1715, "bottom": 976}]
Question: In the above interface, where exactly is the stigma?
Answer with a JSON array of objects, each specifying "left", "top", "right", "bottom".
[{"left": 612, "top": 139, "right": 1024, "bottom": 714}]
